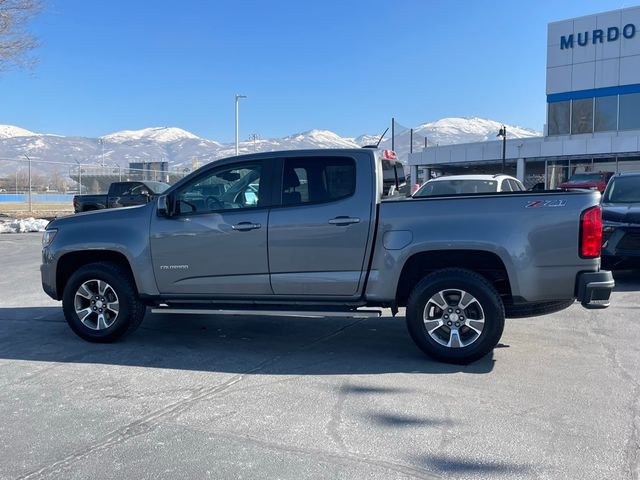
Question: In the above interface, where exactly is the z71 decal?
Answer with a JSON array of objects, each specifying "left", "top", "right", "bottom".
[{"left": 526, "top": 199, "right": 567, "bottom": 208}]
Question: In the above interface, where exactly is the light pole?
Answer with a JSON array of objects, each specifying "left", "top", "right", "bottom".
[
  {"left": 235, "top": 94, "right": 247, "bottom": 156},
  {"left": 74, "top": 160, "right": 82, "bottom": 194},
  {"left": 24, "top": 154, "right": 32, "bottom": 212},
  {"left": 112, "top": 162, "right": 122, "bottom": 182},
  {"left": 497, "top": 125, "right": 507, "bottom": 173}
]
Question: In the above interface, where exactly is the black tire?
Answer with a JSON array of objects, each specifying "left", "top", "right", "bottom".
[
  {"left": 62, "top": 262, "right": 146, "bottom": 343},
  {"left": 406, "top": 268, "right": 505, "bottom": 364},
  {"left": 505, "top": 300, "right": 574, "bottom": 319}
]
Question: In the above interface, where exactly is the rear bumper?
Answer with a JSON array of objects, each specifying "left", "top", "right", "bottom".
[{"left": 576, "top": 270, "right": 614, "bottom": 309}]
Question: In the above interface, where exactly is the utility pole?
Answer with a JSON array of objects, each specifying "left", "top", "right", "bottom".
[
  {"left": 497, "top": 125, "right": 507, "bottom": 173},
  {"left": 410, "top": 128, "right": 413, "bottom": 154},
  {"left": 25, "top": 155, "right": 32, "bottom": 212},
  {"left": 235, "top": 94, "right": 247, "bottom": 156},
  {"left": 391, "top": 117, "right": 395, "bottom": 151},
  {"left": 249, "top": 133, "right": 259, "bottom": 151}
]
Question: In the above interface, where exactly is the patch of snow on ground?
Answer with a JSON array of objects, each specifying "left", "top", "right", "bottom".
[{"left": 0, "top": 218, "right": 49, "bottom": 234}]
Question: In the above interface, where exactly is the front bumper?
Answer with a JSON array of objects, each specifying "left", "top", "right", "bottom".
[
  {"left": 576, "top": 270, "right": 614, "bottom": 309},
  {"left": 41, "top": 246, "right": 59, "bottom": 300},
  {"left": 602, "top": 225, "right": 640, "bottom": 267}
]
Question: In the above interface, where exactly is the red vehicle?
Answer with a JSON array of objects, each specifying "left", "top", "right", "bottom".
[{"left": 559, "top": 172, "right": 614, "bottom": 193}]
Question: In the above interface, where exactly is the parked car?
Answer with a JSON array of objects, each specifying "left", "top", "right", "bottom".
[
  {"left": 412, "top": 174, "right": 525, "bottom": 197},
  {"left": 601, "top": 172, "right": 640, "bottom": 269},
  {"left": 559, "top": 171, "right": 614, "bottom": 193},
  {"left": 42, "top": 148, "right": 613, "bottom": 364},
  {"left": 73, "top": 181, "right": 170, "bottom": 213}
]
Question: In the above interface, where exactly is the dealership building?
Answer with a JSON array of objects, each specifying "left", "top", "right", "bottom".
[{"left": 408, "top": 6, "right": 640, "bottom": 189}]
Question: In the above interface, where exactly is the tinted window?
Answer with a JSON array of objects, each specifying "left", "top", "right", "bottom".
[
  {"left": 175, "top": 163, "right": 262, "bottom": 215},
  {"left": 110, "top": 182, "right": 136, "bottom": 196},
  {"left": 595, "top": 96, "right": 617, "bottom": 132},
  {"left": 548, "top": 101, "right": 570, "bottom": 135},
  {"left": 571, "top": 98, "right": 594, "bottom": 134},
  {"left": 500, "top": 180, "right": 512, "bottom": 192},
  {"left": 604, "top": 176, "right": 640, "bottom": 203},
  {"left": 566, "top": 173, "right": 605, "bottom": 183},
  {"left": 281, "top": 157, "right": 355, "bottom": 206}
]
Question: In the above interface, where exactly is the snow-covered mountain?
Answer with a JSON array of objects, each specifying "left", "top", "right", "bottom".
[
  {"left": 0, "top": 125, "right": 38, "bottom": 139},
  {"left": 101, "top": 127, "right": 202, "bottom": 144},
  {"left": 0, "top": 118, "right": 540, "bottom": 177}
]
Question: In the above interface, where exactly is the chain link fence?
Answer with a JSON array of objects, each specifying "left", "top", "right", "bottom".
[{"left": 0, "top": 157, "right": 191, "bottom": 213}]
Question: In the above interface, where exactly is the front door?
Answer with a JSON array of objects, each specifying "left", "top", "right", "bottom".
[
  {"left": 150, "top": 161, "right": 272, "bottom": 296},
  {"left": 268, "top": 155, "right": 373, "bottom": 296}
]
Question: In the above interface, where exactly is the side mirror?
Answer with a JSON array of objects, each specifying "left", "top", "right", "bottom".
[{"left": 157, "top": 195, "right": 169, "bottom": 217}]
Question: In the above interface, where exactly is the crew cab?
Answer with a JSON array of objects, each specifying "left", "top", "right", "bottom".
[
  {"left": 73, "top": 181, "right": 170, "bottom": 213},
  {"left": 41, "top": 149, "right": 614, "bottom": 364}
]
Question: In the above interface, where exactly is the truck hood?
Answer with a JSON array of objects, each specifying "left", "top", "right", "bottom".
[
  {"left": 602, "top": 202, "right": 640, "bottom": 225},
  {"left": 48, "top": 204, "right": 149, "bottom": 229}
]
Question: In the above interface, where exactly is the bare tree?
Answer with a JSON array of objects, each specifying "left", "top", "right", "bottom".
[{"left": 0, "top": 0, "right": 43, "bottom": 73}]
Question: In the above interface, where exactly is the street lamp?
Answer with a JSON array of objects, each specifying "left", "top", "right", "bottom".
[
  {"left": 235, "top": 94, "right": 247, "bottom": 156},
  {"left": 497, "top": 125, "right": 507, "bottom": 173}
]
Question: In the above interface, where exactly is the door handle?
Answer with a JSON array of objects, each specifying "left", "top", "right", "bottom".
[
  {"left": 328, "top": 216, "right": 361, "bottom": 226},
  {"left": 231, "top": 222, "right": 261, "bottom": 231}
]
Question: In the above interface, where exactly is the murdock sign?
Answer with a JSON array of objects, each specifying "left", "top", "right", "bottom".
[{"left": 560, "top": 24, "right": 636, "bottom": 49}]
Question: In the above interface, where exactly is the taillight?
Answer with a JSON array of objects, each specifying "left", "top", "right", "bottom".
[
  {"left": 382, "top": 150, "right": 397, "bottom": 160},
  {"left": 580, "top": 206, "right": 602, "bottom": 258}
]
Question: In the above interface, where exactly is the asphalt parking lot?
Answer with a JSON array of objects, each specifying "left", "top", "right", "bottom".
[{"left": 1, "top": 234, "right": 639, "bottom": 480}]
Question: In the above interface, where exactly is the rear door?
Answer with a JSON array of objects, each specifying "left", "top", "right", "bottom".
[{"left": 268, "top": 154, "right": 374, "bottom": 296}]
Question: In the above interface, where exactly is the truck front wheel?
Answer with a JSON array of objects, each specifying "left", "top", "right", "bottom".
[
  {"left": 406, "top": 268, "right": 505, "bottom": 364},
  {"left": 62, "top": 262, "right": 146, "bottom": 343}
]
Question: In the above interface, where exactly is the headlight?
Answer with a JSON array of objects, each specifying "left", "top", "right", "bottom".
[{"left": 42, "top": 229, "right": 58, "bottom": 247}]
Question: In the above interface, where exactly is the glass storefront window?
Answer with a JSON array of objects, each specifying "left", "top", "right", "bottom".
[
  {"left": 548, "top": 101, "right": 570, "bottom": 135},
  {"left": 594, "top": 96, "right": 618, "bottom": 132},
  {"left": 619, "top": 93, "right": 640, "bottom": 130},
  {"left": 617, "top": 156, "right": 640, "bottom": 173},
  {"left": 571, "top": 98, "right": 594, "bottom": 134}
]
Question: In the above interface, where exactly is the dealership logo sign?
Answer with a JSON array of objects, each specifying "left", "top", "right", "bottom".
[{"left": 560, "top": 24, "right": 636, "bottom": 49}]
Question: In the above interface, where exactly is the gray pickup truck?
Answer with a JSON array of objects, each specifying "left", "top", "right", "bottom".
[{"left": 41, "top": 148, "right": 614, "bottom": 364}]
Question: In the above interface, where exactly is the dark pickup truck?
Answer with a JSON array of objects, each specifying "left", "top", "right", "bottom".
[{"left": 73, "top": 181, "right": 170, "bottom": 213}]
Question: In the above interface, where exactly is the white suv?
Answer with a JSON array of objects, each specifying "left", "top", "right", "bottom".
[{"left": 413, "top": 174, "right": 525, "bottom": 197}]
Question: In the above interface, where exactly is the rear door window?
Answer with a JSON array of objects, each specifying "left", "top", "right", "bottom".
[{"left": 281, "top": 157, "right": 356, "bottom": 206}]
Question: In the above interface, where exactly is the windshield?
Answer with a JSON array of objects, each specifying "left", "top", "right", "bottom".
[
  {"left": 603, "top": 176, "right": 640, "bottom": 203},
  {"left": 565, "top": 173, "right": 604, "bottom": 183},
  {"left": 414, "top": 179, "right": 498, "bottom": 197}
]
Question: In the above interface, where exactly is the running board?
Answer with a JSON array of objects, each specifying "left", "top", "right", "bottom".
[{"left": 150, "top": 307, "right": 382, "bottom": 319}]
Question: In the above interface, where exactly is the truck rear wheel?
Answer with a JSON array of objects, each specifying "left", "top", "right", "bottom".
[
  {"left": 406, "top": 268, "right": 505, "bottom": 364},
  {"left": 62, "top": 262, "right": 146, "bottom": 343}
]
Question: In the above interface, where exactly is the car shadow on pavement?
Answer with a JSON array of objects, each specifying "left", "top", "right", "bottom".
[{"left": 0, "top": 306, "right": 496, "bottom": 376}]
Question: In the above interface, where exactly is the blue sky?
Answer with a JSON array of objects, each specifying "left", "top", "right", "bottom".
[{"left": 0, "top": 0, "right": 630, "bottom": 141}]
